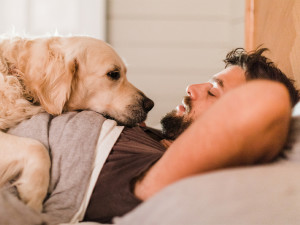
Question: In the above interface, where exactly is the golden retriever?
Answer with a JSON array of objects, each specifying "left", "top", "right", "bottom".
[{"left": 0, "top": 36, "right": 154, "bottom": 211}]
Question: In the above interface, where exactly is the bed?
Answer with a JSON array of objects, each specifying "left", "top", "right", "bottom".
[{"left": 1, "top": 0, "right": 300, "bottom": 224}]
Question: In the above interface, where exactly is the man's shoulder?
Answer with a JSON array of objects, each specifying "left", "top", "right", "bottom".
[
  {"left": 7, "top": 110, "right": 108, "bottom": 149},
  {"left": 122, "top": 126, "right": 164, "bottom": 142},
  {"left": 51, "top": 110, "right": 106, "bottom": 127}
]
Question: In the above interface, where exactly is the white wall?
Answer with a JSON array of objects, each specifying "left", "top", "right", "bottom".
[
  {"left": 0, "top": 0, "right": 106, "bottom": 39},
  {"left": 107, "top": 0, "right": 245, "bottom": 126}
]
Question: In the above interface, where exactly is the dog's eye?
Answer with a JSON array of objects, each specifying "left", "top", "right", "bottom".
[{"left": 107, "top": 71, "right": 120, "bottom": 80}]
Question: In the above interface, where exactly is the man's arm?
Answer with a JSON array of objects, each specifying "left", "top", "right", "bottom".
[{"left": 135, "top": 80, "right": 292, "bottom": 200}]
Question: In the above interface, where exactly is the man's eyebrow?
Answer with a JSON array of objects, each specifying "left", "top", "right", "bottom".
[{"left": 213, "top": 77, "right": 224, "bottom": 88}]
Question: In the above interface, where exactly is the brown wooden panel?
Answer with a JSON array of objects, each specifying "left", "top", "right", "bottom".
[{"left": 245, "top": 0, "right": 300, "bottom": 87}]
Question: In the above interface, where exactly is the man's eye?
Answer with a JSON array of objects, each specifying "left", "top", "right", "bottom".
[
  {"left": 208, "top": 91, "right": 215, "bottom": 96},
  {"left": 208, "top": 87, "right": 221, "bottom": 97},
  {"left": 107, "top": 71, "right": 120, "bottom": 80}
]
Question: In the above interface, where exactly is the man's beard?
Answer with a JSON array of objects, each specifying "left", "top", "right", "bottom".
[{"left": 160, "top": 110, "right": 193, "bottom": 140}]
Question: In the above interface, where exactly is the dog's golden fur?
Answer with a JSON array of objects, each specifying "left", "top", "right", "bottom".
[
  {"left": 0, "top": 36, "right": 154, "bottom": 211},
  {"left": 0, "top": 36, "right": 153, "bottom": 128}
]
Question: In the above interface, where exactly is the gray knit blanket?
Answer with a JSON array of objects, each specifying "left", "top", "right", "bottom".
[{"left": 0, "top": 111, "right": 107, "bottom": 225}]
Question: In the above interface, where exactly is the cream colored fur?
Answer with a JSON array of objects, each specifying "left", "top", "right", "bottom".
[
  {"left": 0, "top": 74, "right": 44, "bottom": 130},
  {"left": 0, "top": 36, "right": 153, "bottom": 211},
  {"left": 0, "top": 132, "right": 50, "bottom": 212}
]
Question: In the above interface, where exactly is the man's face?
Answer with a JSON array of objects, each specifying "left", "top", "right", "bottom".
[{"left": 161, "top": 66, "right": 246, "bottom": 140}]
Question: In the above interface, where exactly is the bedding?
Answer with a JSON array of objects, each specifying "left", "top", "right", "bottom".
[{"left": 113, "top": 162, "right": 300, "bottom": 225}]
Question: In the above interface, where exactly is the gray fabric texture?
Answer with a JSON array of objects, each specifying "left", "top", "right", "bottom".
[
  {"left": 5, "top": 111, "right": 106, "bottom": 225},
  {"left": 114, "top": 162, "right": 300, "bottom": 225},
  {"left": 0, "top": 188, "right": 47, "bottom": 225}
]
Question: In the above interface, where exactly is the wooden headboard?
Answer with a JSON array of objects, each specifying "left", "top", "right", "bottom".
[{"left": 245, "top": 0, "right": 300, "bottom": 87}]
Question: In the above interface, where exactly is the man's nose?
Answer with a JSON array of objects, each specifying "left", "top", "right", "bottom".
[{"left": 186, "top": 83, "right": 212, "bottom": 99}]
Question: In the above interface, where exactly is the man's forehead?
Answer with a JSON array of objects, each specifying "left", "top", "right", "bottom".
[{"left": 210, "top": 66, "right": 246, "bottom": 90}]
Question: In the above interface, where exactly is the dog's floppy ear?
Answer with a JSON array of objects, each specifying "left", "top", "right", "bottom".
[
  {"left": 0, "top": 55, "right": 9, "bottom": 74},
  {"left": 35, "top": 57, "right": 78, "bottom": 115}
]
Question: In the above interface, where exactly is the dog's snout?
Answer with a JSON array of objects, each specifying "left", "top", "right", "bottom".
[{"left": 143, "top": 97, "right": 154, "bottom": 112}]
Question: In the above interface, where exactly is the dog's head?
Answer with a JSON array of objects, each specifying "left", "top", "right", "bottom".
[{"left": 22, "top": 36, "right": 154, "bottom": 126}]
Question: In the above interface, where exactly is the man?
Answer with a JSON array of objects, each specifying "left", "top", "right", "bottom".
[
  {"left": 4, "top": 48, "right": 299, "bottom": 224},
  {"left": 83, "top": 48, "right": 299, "bottom": 223},
  {"left": 160, "top": 48, "right": 299, "bottom": 141}
]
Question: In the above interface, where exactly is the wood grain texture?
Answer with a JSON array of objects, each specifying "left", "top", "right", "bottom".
[{"left": 245, "top": 0, "right": 300, "bottom": 86}]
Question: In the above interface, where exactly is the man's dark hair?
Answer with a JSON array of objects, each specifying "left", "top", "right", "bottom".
[{"left": 224, "top": 47, "right": 300, "bottom": 106}]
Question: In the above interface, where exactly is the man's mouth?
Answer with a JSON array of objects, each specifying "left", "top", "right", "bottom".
[
  {"left": 176, "top": 104, "right": 186, "bottom": 114},
  {"left": 182, "top": 96, "right": 191, "bottom": 113},
  {"left": 176, "top": 96, "right": 191, "bottom": 115}
]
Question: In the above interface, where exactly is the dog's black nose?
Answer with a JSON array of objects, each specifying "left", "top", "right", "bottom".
[{"left": 143, "top": 97, "right": 154, "bottom": 112}]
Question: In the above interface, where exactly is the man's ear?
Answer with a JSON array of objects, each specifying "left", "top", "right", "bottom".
[{"left": 35, "top": 57, "right": 78, "bottom": 115}]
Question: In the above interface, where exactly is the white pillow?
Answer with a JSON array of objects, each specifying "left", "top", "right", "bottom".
[{"left": 292, "top": 101, "right": 300, "bottom": 116}]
